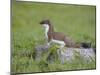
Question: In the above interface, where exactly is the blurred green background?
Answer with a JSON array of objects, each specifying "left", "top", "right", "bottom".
[{"left": 11, "top": 1, "right": 96, "bottom": 73}]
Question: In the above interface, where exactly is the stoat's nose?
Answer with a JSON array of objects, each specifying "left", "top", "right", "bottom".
[
  {"left": 40, "top": 22, "right": 43, "bottom": 24},
  {"left": 40, "top": 21, "right": 43, "bottom": 25}
]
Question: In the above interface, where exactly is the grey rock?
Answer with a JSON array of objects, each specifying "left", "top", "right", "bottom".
[
  {"left": 35, "top": 44, "right": 49, "bottom": 61},
  {"left": 59, "top": 48, "right": 95, "bottom": 63},
  {"left": 35, "top": 45, "right": 95, "bottom": 63}
]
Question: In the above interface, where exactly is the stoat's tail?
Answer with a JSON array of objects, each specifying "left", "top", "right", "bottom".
[{"left": 64, "top": 37, "right": 91, "bottom": 48}]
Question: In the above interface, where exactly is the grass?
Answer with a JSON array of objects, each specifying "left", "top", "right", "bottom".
[{"left": 11, "top": 1, "right": 96, "bottom": 74}]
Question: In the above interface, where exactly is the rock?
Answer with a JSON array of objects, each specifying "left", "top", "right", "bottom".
[
  {"left": 35, "top": 44, "right": 49, "bottom": 61},
  {"left": 35, "top": 45, "right": 95, "bottom": 63},
  {"left": 57, "top": 48, "right": 95, "bottom": 63},
  {"left": 78, "top": 48, "right": 95, "bottom": 62},
  {"left": 57, "top": 48, "right": 74, "bottom": 63}
]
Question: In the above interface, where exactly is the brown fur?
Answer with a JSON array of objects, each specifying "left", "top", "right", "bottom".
[{"left": 40, "top": 20, "right": 81, "bottom": 48}]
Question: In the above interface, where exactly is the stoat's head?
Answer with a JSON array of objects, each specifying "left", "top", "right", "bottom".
[
  {"left": 40, "top": 20, "right": 50, "bottom": 28},
  {"left": 40, "top": 19, "right": 54, "bottom": 32}
]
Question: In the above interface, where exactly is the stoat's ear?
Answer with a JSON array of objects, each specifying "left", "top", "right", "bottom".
[{"left": 40, "top": 19, "right": 50, "bottom": 25}]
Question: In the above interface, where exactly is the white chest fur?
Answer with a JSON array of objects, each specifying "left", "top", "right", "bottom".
[
  {"left": 42, "top": 24, "right": 65, "bottom": 48},
  {"left": 43, "top": 24, "right": 49, "bottom": 39}
]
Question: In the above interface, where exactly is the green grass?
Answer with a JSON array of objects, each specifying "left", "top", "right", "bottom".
[{"left": 11, "top": 1, "right": 96, "bottom": 74}]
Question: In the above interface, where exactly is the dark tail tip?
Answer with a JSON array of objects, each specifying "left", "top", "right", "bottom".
[{"left": 80, "top": 42, "right": 91, "bottom": 48}]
